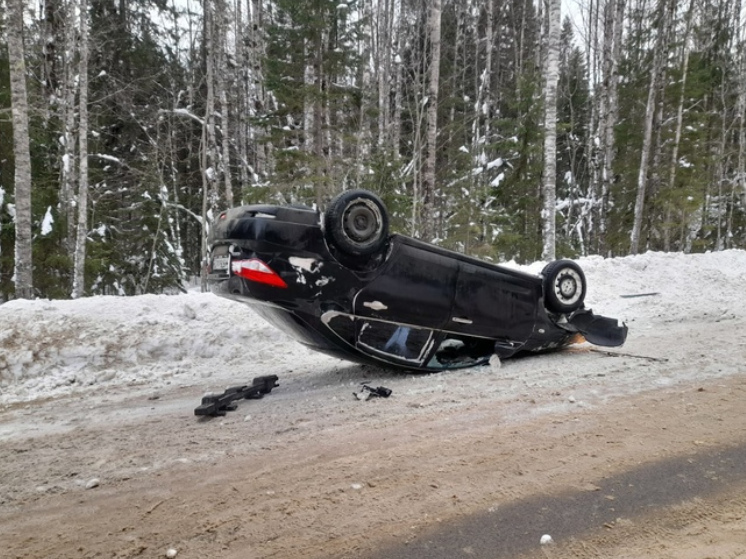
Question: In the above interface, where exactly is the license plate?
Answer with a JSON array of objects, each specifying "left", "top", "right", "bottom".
[{"left": 212, "top": 254, "right": 230, "bottom": 271}]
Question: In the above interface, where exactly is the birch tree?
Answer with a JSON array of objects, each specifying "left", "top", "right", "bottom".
[
  {"left": 215, "top": 0, "right": 234, "bottom": 206},
  {"left": 72, "top": 0, "right": 90, "bottom": 298},
  {"left": 541, "top": 0, "right": 562, "bottom": 261},
  {"left": 738, "top": 6, "right": 746, "bottom": 210},
  {"left": 630, "top": 0, "right": 674, "bottom": 254},
  {"left": 421, "top": 0, "right": 442, "bottom": 242},
  {"left": 7, "top": 0, "right": 34, "bottom": 298}
]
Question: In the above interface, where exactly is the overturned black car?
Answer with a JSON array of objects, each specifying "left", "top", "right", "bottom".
[{"left": 207, "top": 190, "right": 627, "bottom": 371}]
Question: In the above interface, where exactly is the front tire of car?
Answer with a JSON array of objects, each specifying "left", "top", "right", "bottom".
[
  {"left": 542, "top": 259, "right": 586, "bottom": 314},
  {"left": 324, "top": 189, "right": 389, "bottom": 257}
]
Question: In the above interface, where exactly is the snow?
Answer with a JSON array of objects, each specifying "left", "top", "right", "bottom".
[
  {"left": 41, "top": 206, "right": 54, "bottom": 236},
  {"left": 1, "top": 250, "right": 746, "bottom": 407},
  {"left": 490, "top": 172, "right": 505, "bottom": 187}
]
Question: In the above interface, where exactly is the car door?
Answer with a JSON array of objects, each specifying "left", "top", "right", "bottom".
[
  {"left": 447, "top": 261, "right": 539, "bottom": 343},
  {"left": 353, "top": 237, "right": 458, "bottom": 329},
  {"left": 350, "top": 237, "right": 459, "bottom": 366}
]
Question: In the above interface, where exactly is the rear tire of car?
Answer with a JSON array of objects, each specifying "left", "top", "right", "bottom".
[
  {"left": 542, "top": 259, "right": 586, "bottom": 314},
  {"left": 324, "top": 189, "right": 389, "bottom": 257}
]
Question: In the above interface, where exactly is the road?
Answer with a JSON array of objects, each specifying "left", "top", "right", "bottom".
[{"left": 2, "top": 313, "right": 746, "bottom": 559}]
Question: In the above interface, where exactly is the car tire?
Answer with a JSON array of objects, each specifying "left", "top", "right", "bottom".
[
  {"left": 542, "top": 259, "right": 586, "bottom": 314},
  {"left": 324, "top": 189, "right": 389, "bottom": 257}
]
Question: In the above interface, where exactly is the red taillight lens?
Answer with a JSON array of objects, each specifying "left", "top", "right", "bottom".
[{"left": 231, "top": 259, "right": 288, "bottom": 288}]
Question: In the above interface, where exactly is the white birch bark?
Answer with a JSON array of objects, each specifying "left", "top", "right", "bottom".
[
  {"left": 376, "top": 0, "right": 394, "bottom": 149},
  {"left": 235, "top": 0, "right": 249, "bottom": 193},
  {"left": 7, "top": 0, "right": 34, "bottom": 298},
  {"left": 738, "top": 9, "right": 746, "bottom": 210},
  {"left": 303, "top": 39, "right": 315, "bottom": 155},
  {"left": 541, "top": 0, "right": 562, "bottom": 261},
  {"left": 61, "top": 0, "right": 79, "bottom": 254},
  {"left": 216, "top": 0, "right": 234, "bottom": 206},
  {"left": 357, "top": 0, "right": 373, "bottom": 174},
  {"left": 72, "top": 0, "right": 90, "bottom": 298},
  {"left": 422, "top": 0, "right": 442, "bottom": 242},
  {"left": 391, "top": 8, "right": 403, "bottom": 161},
  {"left": 204, "top": 0, "right": 219, "bottom": 212},
  {"left": 584, "top": 0, "right": 601, "bottom": 249},
  {"left": 249, "top": 0, "right": 268, "bottom": 179}
]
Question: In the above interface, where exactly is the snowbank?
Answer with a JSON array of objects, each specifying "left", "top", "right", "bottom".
[{"left": 2, "top": 250, "right": 745, "bottom": 405}]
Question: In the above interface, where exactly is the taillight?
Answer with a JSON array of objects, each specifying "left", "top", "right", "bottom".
[{"left": 231, "top": 259, "right": 288, "bottom": 288}]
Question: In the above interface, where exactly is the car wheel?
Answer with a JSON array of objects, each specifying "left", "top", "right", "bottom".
[
  {"left": 542, "top": 259, "right": 586, "bottom": 313},
  {"left": 324, "top": 189, "right": 389, "bottom": 257}
]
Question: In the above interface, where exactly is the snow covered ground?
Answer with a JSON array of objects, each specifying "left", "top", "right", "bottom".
[
  {"left": 3, "top": 250, "right": 746, "bottom": 559},
  {"left": 2, "top": 249, "right": 745, "bottom": 407}
]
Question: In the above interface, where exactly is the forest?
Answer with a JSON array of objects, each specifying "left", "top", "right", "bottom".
[{"left": 1, "top": 0, "right": 745, "bottom": 300}]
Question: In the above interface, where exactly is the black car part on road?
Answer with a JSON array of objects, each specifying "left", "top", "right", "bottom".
[{"left": 195, "top": 375, "right": 279, "bottom": 417}]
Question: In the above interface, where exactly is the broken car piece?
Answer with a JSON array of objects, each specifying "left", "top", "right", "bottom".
[
  {"left": 353, "top": 384, "right": 393, "bottom": 401},
  {"left": 195, "top": 375, "right": 279, "bottom": 417}
]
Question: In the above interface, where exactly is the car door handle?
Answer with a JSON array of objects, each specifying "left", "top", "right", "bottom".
[{"left": 452, "top": 317, "right": 473, "bottom": 324}]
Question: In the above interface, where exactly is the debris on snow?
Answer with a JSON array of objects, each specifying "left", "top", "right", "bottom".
[
  {"left": 489, "top": 354, "right": 502, "bottom": 372},
  {"left": 353, "top": 385, "right": 392, "bottom": 401}
]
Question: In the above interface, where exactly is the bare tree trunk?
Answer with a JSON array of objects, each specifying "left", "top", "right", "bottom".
[
  {"left": 204, "top": 0, "right": 219, "bottom": 213},
  {"left": 200, "top": 0, "right": 220, "bottom": 291},
  {"left": 72, "top": 0, "right": 90, "bottom": 298},
  {"left": 357, "top": 0, "right": 373, "bottom": 176},
  {"left": 599, "top": 0, "right": 625, "bottom": 253},
  {"left": 7, "top": 0, "right": 34, "bottom": 299},
  {"left": 303, "top": 39, "right": 316, "bottom": 155},
  {"left": 42, "top": 0, "right": 62, "bottom": 107},
  {"left": 200, "top": 122, "right": 209, "bottom": 292},
  {"left": 249, "top": 0, "right": 268, "bottom": 179},
  {"left": 215, "top": 0, "right": 234, "bottom": 206},
  {"left": 719, "top": 0, "right": 741, "bottom": 249},
  {"left": 391, "top": 7, "right": 403, "bottom": 161},
  {"left": 235, "top": 0, "right": 249, "bottom": 196},
  {"left": 584, "top": 0, "right": 601, "bottom": 251},
  {"left": 664, "top": 0, "right": 695, "bottom": 251},
  {"left": 61, "top": 0, "right": 79, "bottom": 254},
  {"left": 482, "top": 0, "right": 494, "bottom": 149},
  {"left": 541, "top": 0, "right": 561, "bottom": 261},
  {"left": 630, "top": 0, "right": 673, "bottom": 254},
  {"left": 376, "top": 0, "right": 394, "bottom": 149},
  {"left": 422, "top": 0, "right": 442, "bottom": 242},
  {"left": 738, "top": 8, "right": 746, "bottom": 211}
]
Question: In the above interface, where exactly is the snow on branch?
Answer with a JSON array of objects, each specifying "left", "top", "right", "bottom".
[{"left": 160, "top": 108, "right": 205, "bottom": 126}]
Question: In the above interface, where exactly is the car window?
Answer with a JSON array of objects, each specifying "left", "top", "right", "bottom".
[
  {"left": 357, "top": 321, "right": 434, "bottom": 364},
  {"left": 426, "top": 335, "right": 494, "bottom": 370}
]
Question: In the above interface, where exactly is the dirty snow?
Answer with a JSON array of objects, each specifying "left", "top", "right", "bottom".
[{"left": 1, "top": 250, "right": 745, "bottom": 407}]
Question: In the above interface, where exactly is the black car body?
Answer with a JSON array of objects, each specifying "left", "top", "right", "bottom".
[{"left": 207, "top": 190, "right": 627, "bottom": 371}]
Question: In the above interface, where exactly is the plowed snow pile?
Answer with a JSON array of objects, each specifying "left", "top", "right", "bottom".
[{"left": 2, "top": 250, "right": 745, "bottom": 405}]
